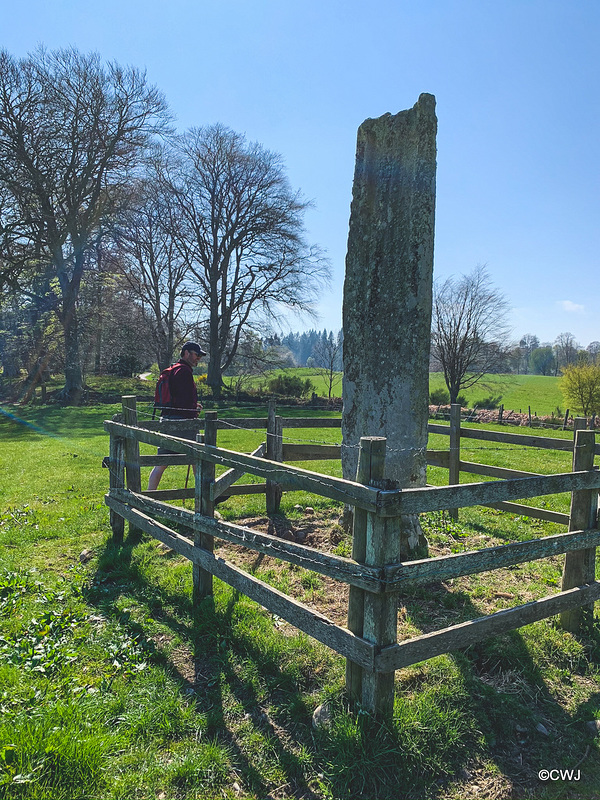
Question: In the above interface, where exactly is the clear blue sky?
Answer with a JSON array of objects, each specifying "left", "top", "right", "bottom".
[{"left": 3, "top": 0, "right": 599, "bottom": 347}]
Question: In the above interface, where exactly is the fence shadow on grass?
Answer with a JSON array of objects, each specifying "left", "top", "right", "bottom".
[
  {"left": 87, "top": 529, "right": 323, "bottom": 799},
  {"left": 399, "top": 580, "right": 600, "bottom": 796},
  {"left": 85, "top": 525, "right": 600, "bottom": 800}
]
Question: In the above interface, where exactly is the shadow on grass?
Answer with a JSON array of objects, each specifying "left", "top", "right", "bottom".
[
  {"left": 86, "top": 527, "right": 322, "bottom": 799},
  {"left": 400, "top": 580, "right": 600, "bottom": 797},
  {"left": 84, "top": 522, "right": 600, "bottom": 800}
]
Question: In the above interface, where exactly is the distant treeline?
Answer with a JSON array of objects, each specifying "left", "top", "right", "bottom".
[{"left": 266, "top": 329, "right": 343, "bottom": 370}]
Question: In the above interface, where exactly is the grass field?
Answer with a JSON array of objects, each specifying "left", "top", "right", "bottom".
[
  {"left": 2, "top": 399, "right": 600, "bottom": 799},
  {"left": 1, "top": 369, "right": 566, "bottom": 418},
  {"left": 223, "top": 369, "right": 565, "bottom": 417}
]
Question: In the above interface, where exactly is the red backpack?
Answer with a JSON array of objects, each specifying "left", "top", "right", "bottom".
[{"left": 152, "top": 364, "right": 178, "bottom": 419}]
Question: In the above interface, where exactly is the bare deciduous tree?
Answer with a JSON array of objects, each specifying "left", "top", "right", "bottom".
[
  {"left": 312, "top": 330, "right": 342, "bottom": 399},
  {"left": 163, "top": 124, "right": 329, "bottom": 396},
  {"left": 554, "top": 332, "right": 579, "bottom": 374},
  {"left": 116, "top": 170, "right": 195, "bottom": 371},
  {"left": 0, "top": 47, "right": 169, "bottom": 401},
  {"left": 431, "top": 265, "right": 511, "bottom": 404}
]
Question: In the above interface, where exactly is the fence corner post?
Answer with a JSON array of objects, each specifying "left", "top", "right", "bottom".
[
  {"left": 266, "top": 399, "right": 283, "bottom": 515},
  {"left": 349, "top": 437, "right": 400, "bottom": 720},
  {"left": 122, "top": 395, "right": 142, "bottom": 535},
  {"left": 345, "top": 436, "right": 374, "bottom": 703},
  {"left": 560, "top": 428, "right": 598, "bottom": 632},
  {"left": 193, "top": 410, "right": 217, "bottom": 604},
  {"left": 108, "top": 428, "right": 125, "bottom": 544},
  {"left": 449, "top": 403, "right": 461, "bottom": 520}
]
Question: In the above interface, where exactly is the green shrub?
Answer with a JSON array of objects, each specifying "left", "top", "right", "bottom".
[
  {"left": 475, "top": 395, "right": 503, "bottom": 409},
  {"left": 429, "top": 388, "right": 450, "bottom": 405},
  {"left": 267, "top": 374, "right": 314, "bottom": 398}
]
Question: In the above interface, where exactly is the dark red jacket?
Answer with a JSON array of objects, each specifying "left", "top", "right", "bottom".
[{"left": 162, "top": 360, "right": 198, "bottom": 419}]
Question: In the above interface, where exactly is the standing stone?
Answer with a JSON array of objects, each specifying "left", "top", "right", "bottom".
[{"left": 342, "top": 94, "right": 437, "bottom": 557}]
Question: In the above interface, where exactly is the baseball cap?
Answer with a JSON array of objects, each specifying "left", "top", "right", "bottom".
[{"left": 182, "top": 341, "right": 207, "bottom": 356}]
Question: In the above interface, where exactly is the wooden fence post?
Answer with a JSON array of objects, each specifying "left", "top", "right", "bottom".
[
  {"left": 266, "top": 399, "right": 283, "bottom": 515},
  {"left": 122, "top": 396, "right": 142, "bottom": 535},
  {"left": 449, "top": 403, "right": 461, "bottom": 520},
  {"left": 193, "top": 411, "right": 217, "bottom": 603},
  {"left": 109, "top": 428, "right": 125, "bottom": 544},
  {"left": 498, "top": 404, "right": 503, "bottom": 424},
  {"left": 560, "top": 428, "right": 598, "bottom": 631},
  {"left": 359, "top": 437, "right": 402, "bottom": 719},
  {"left": 346, "top": 437, "right": 380, "bottom": 702}
]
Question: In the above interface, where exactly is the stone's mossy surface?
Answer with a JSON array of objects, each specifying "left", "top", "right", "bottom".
[{"left": 342, "top": 94, "right": 437, "bottom": 500}]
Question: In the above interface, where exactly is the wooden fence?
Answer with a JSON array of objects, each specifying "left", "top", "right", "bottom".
[{"left": 104, "top": 397, "right": 600, "bottom": 719}]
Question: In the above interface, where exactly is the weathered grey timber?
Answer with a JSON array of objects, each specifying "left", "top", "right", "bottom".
[
  {"left": 282, "top": 444, "right": 342, "bottom": 461},
  {"left": 139, "top": 455, "right": 194, "bottom": 467},
  {"left": 108, "top": 432, "right": 125, "bottom": 543},
  {"left": 448, "top": 404, "right": 461, "bottom": 519},
  {"left": 108, "top": 487, "right": 383, "bottom": 592},
  {"left": 360, "top": 440, "right": 402, "bottom": 717},
  {"left": 378, "top": 469, "right": 600, "bottom": 517},
  {"left": 341, "top": 94, "right": 436, "bottom": 556},
  {"left": 211, "top": 442, "right": 266, "bottom": 500},
  {"left": 459, "top": 461, "right": 540, "bottom": 480},
  {"left": 383, "top": 527, "right": 600, "bottom": 589},
  {"left": 103, "top": 420, "right": 380, "bottom": 511},
  {"left": 122, "top": 397, "right": 142, "bottom": 536},
  {"left": 266, "top": 401, "right": 283, "bottom": 514},
  {"left": 104, "top": 496, "right": 375, "bottom": 670},
  {"left": 561, "top": 430, "right": 598, "bottom": 630},
  {"left": 122, "top": 397, "right": 142, "bottom": 494},
  {"left": 376, "top": 582, "right": 600, "bottom": 672},
  {"left": 215, "top": 483, "right": 266, "bottom": 499},
  {"left": 428, "top": 423, "right": 575, "bottom": 452},
  {"left": 346, "top": 438, "right": 383, "bottom": 701},
  {"left": 426, "top": 450, "right": 450, "bottom": 469},
  {"left": 482, "top": 501, "right": 569, "bottom": 525},
  {"left": 194, "top": 414, "right": 217, "bottom": 602}
]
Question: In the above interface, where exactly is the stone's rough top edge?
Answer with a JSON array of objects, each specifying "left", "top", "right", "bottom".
[{"left": 360, "top": 93, "right": 436, "bottom": 128}]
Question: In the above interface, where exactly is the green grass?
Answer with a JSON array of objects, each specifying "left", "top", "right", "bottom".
[
  {"left": 4, "top": 368, "right": 565, "bottom": 417},
  {"left": 428, "top": 373, "right": 565, "bottom": 415},
  {"left": 2, "top": 401, "right": 600, "bottom": 798},
  {"left": 225, "top": 367, "right": 565, "bottom": 416}
]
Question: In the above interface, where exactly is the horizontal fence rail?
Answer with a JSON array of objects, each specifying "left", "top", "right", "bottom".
[
  {"left": 380, "top": 470, "right": 600, "bottom": 516},
  {"left": 105, "top": 494, "right": 376, "bottom": 671},
  {"left": 375, "top": 582, "right": 600, "bottom": 672},
  {"left": 383, "top": 526, "right": 600, "bottom": 589},
  {"left": 104, "top": 419, "right": 381, "bottom": 512},
  {"left": 107, "top": 488, "right": 385, "bottom": 593}
]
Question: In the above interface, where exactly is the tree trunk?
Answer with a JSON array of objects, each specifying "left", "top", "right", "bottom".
[
  {"left": 1, "top": 348, "right": 21, "bottom": 378},
  {"left": 207, "top": 353, "right": 222, "bottom": 398},
  {"left": 207, "top": 292, "right": 222, "bottom": 397},
  {"left": 60, "top": 312, "right": 84, "bottom": 403}
]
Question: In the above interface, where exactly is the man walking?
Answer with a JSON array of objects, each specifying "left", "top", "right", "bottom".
[{"left": 148, "top": 342, "right": 207, "bottom": 490}]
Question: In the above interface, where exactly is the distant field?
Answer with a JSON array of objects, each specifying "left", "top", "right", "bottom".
[
  {"left": 428, "top": 373, "right": 564, "bottom": 415},
  {"left": 238, "top": 368, "right": 565, "bottom": 416}
]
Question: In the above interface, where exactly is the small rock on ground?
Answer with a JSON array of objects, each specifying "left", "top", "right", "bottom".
[
  {"left": 586, "top": 720, "right": 600, "bottom": 736},
  {"left": 312, "top": 702, "right": 333, "bottom": 730}
]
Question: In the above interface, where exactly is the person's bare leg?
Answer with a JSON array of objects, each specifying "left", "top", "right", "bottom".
[{"left": 148, "top": 465, "right": 167, "bottom": 490}]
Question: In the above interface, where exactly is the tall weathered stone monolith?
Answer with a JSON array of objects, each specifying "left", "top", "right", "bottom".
[{"left": 342, "top": 94, "right": 437, "bottom": 557}]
